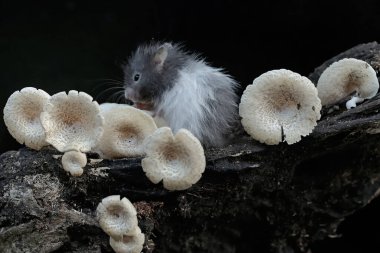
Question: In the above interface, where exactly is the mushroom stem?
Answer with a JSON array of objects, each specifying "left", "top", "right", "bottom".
[{"left": 346, "top": 96, "right": 365, "bottom": 109}]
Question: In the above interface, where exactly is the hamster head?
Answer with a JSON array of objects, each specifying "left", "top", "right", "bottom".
[{"left": 123, "top": 42, "right": 187, "bottom": 111}]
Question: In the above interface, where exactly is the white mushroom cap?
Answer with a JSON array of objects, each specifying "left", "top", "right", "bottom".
[
  {"left": 40, "top": 90, "right": 104, "bottom": 152},
  {"left": 142, "top": 127, "right": 206, "bottom": 191},
  {"left": 239, "top": 69, "right": 321, "bottom": 145},
  {"left": 61, "top": 150, "right": 87, "bottom": 177},
  {"left": 94, "top": 103, "right": 157, "bottom": 159},
  {"left": 141, "top": 109, "right": 168, "bottom": 128},
  {"left": 317, "top": 58, "right": 379, "bottom": 108},
  {"left": 96, "top": 195, "right": 138, "bottom": 240},
  {"left": 109, "top": 226, "right": 145, "bottom": 253},
  {"left": 152, "top": 115, "right": 168, "bottom": 128},
  {"left": 3, "top": 87, "right": 50, "bottom": 150}
]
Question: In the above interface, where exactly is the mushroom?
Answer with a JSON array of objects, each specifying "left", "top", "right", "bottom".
[
  {"left": 96, "top": 195, "right": 138, "bottom": 240},
  {"left": 40, "top": 90, "right": 104, "bottom": 152},
  {"left": 61, "top": 150, "right": 87, "bottom": 177},
  {"left": 109, "top": 227, "right": 145, "bottom": 253},
  {"left": 3, "top": 87, "right": 50, "bottom": 150},
  {"left": 141, "top": 109, "right": 168, "bottom": 128},
  {"left": 94, "top": 103, "right": 157, "bottom": 159},
  {"left": 239, "top": 69, "right": 321, "bottom": 145},
  {"left": 142, "top": 127, "right": 206, "bottom": 191},
  {"left": 317, "top": 58, "right": 379, "bottom": 109}
]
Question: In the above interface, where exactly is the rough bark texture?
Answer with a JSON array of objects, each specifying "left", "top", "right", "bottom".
[{"left": 1, "top": 42, "right": 380, "bottom": 253}]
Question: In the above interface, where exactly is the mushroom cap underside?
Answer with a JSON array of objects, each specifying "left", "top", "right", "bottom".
[
  {"left": 142, "top": 127, "right": 206, "bottom": 191},
  {"left": 239, "top": 69, "right": 321, "bottom": 145}
]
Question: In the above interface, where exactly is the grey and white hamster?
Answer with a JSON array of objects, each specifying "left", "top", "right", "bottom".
[{"left": 123, "top": 42, "right": 239, "bottom": 147}]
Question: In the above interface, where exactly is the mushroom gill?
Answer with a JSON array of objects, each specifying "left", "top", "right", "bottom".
[
  {"left": 142, "top": 127, "right": 206, "bottom": 191},
  {"left": 239, "top": 69, "right": 321, "bottom": 145}
]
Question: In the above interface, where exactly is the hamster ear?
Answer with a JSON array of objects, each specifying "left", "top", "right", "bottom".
[{"left": 153, "top": 43, "right": 172, "bottom": 71}]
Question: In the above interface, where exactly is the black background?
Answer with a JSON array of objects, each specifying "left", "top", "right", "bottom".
[{"left": 1, "top": 1, "right": 380, "bottom": 252}]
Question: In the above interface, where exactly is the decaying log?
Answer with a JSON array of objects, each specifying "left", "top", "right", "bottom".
[{"left": 1, "top": 42, "right": 380, "bottom": 253}]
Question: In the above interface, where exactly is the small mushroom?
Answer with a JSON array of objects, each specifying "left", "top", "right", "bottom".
[
  {"left": 40, "top": 90, "right": 104, "bottom": 152},
  {"left": 239, "top": 69, "right": 321, "bottom": 145},
  {"left": 317, "top": 58, "right": 379, "bottom": 109},
  {"left": 94, "top": 103, "right": 157, "bottom": 159},
  {"left": 3, "top": 87, "right": 50, "bottom": 150},
  {"left": 61, "top": 150, "right": 87, "bottom": 177},
  {"left": 142, "top": 127, "right": 206, "bottom": 191},
  {"left": 109, "top": 226, "right": 145, "bottom": 253},
  {"left": 96, "top": 195, "right": 138, "bottom": 240}
]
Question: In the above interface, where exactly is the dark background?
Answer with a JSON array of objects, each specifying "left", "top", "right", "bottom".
[{"left": 1, "top": 0, "right": 380, "bottom": 252}]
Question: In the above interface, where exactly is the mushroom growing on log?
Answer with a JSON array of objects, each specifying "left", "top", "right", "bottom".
[
  {"left": 316, "top": 58, "right": 379, "bottom": 109},
  {"left": 1, "top": 42, "right": 380, "bottom": 253},
  {"left": 3, "top": 87, "right": 51, "bottom": 150},
  {"left": 239, "top": 69, "right": 321, "bottom": 145}
]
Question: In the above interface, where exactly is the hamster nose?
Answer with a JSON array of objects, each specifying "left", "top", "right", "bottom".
[{"left": 124, "top": 87, "right": 138, "bottom": 102}]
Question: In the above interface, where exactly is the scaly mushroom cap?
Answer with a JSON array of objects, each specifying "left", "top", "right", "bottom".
[
  {"left": 61, "top": 150, "right": 87, "bottom": 177},
  {"left": 95, "top": 103, "right": 157, "bottom": 159},
  {"left": 239, "top": 69, "right": 321, "bottom": 145},
  {"left": 109, "top": 227, "right": 145, "bottom": 253},
  {"left": 142, "top": 127, "right": 206, "bottom": 191},
  {"left": 96, "top": 195, "right": 138, "bottom": 240},
  {"left": 40, "top": 90, "right": 104, "bottom": 152},
  {"left": 3, "top": 87, "right": 50, "bottom": 150},
  {"left": 317, "top": 58, "right": 379, "bottom": 107}
]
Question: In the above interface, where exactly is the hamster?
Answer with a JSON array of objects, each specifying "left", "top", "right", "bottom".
[{"left": 123, "top": 42, "right": 240, "bottom": 147}]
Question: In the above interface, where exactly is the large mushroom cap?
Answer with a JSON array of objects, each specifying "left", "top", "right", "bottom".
[
  {"left": 109, "top": 226, "right": 145, "bottom": 253},
  {"left": 239, "top": 69, "right": 321, "bottom": 145},
  {"left": 40, "top": 90, "right": 104, "bottom": 152},
  {"left": 94, "top": 103, "right": 157, "bottom": 159},
  {"left": 317, "top": 58, "right": 379, "bottom": 108},
  {"left": 142, "top": 127, "right": 206, "bottom": 191},
  {"left": 3, "top": 87, "right": 50, "bottom": 150},
  {"left": 96, "top": 195, "right": 138, "bottom": 240}
]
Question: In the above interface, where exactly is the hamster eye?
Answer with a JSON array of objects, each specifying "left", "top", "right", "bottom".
[{"left": 133, "top": 73, "right": 140, "bottom": 82}]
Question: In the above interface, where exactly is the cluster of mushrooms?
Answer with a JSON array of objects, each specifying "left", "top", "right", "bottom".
[
  {"left": 2, "top": 57, "right": 379, "bottom": 253},
  {"left": 96, "top": 195, "right": 145, "bottom": 253},
  {"left": 3, "top": 89, "right": 206, "bottom": 190},
  {"left": 239, "top": 58, "right": 379, "bottom": 144},
  {"left": 3, "top": 88, "right": 206, "bottom": 252}
]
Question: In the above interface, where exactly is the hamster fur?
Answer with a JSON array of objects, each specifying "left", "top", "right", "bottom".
[{"left": 123, "top": 42, "right": 239, "bottom": 147}]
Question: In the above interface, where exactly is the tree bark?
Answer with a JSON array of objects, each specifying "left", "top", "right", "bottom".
[{"left": 1, "top": 42, "right": 380, "bottom": 253}]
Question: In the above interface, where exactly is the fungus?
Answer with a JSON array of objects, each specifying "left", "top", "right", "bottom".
[
  {"left": 94, "top": 103, "right": 157, "bottom": 159},
  {"left": 3, "top": 87, "right": 50, "bottom": 150},
  {"left": 61, "top": 150, "right": 87, "bottom": 177},
  {"left": 141, "top": 109, "right": 168, "bottom": 128},
  {"left": 142, "top": 127, "right": 205, "bottom": 191},
  {"left": 109, "top": 226, "right": 145, "bottom": 253},
  {"left": 239, "top": 69, "right": 321, "bottom": 145},
  {"left": 40, "top": 90, "right": 104, "bottom": 152},
  {"left": 96, "top": 195, "right": 138, "bottom": 240},
  {"left": 316, "top": 58, "right": 379, "bottom": 109},
  {"left": 152, "top": 115, "right": 168, "bottom": 128}
]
